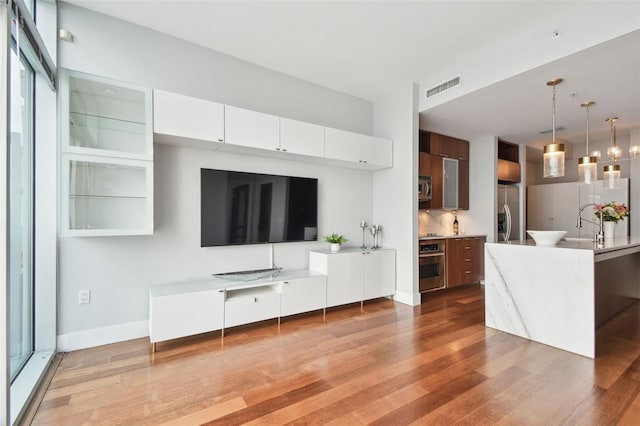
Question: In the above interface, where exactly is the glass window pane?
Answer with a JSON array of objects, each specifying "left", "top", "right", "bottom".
[{"left": 9, "top": 48, "right": 34, "bottom": 381}]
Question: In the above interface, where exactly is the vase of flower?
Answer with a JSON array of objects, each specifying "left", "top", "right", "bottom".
[
  {"left": 604, "top": 221, "right": 616, "bottom": 240},
  {"left": 594, "top": 202, "right": 629, "bottom": 241}
]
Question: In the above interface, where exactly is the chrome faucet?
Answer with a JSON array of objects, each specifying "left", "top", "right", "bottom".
[{"left": 577, "top": 203, "right": 604, "bottom": 243}]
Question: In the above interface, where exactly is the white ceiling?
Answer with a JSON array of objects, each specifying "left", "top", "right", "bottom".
[{"left": 63, "top": 1, "right": 640, "bottom": 145}]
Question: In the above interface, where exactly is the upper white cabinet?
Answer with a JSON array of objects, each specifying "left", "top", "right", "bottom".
[
  {"left": 60, "top": 70, "right": 153, "bottom": 160},
  {"left": 224, "top": 105, "right": 280, "bottom": 151},
  {"left": 153, "top": 89, "right": 224, "bottom": 145},
  {"left": 150, "top": 90, "right": 392, "bottom": 170},
  {"left": 325, "top": 127, "right": 393, "bottom": 169},
  {"left": 279, "top": 117, "right": 325, "bottom": 157},
  {"left": 60, "top": 70, "right": 154, "bottom": 237}
]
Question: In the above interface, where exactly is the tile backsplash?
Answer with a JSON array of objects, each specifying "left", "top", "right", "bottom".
[{"left": 419, "top": 210, "right": 466, "bottom": 236}]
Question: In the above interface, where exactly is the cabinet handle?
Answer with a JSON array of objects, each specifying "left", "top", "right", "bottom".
[
  {"left": 464, "top": 271, "right": 472, "bottom": 274},
  {"left": 464, "top": 246, "right": 472, "bottom": 250},
  {"left": 275, "top": 147, "right": 281, "bottom": 151},
  {"left": 464, "top": 258, "right": 471, "bottom": 262},
  {"left": 363, "top": 160, "right": 367, "bottom": 164},
  {"left": 283, "top": 281, "right": 289, "bottom": 285},
  {"left": 282, "top": 148, "right": 287, "bottom": 152},
  {"left": 254, "top": 297, "right": 258, "bottom": 303},
  {"left": 218, "top": 138, "right": 224, "bottom": 142}
]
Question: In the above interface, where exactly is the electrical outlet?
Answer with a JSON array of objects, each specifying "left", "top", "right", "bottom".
[{"left": 78, "top": 289, "right": 91, "bottom": 304}]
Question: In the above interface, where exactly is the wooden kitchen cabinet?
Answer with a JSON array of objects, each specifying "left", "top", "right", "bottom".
[
  {"left": 419, "top": 152, "right": 432, "bottom": 176},
  {"left": 445, "top": 237, "right": 485, "bottom": 287},
  {"left": 420, "top": 131, "right": 469, "bottom": 160}
]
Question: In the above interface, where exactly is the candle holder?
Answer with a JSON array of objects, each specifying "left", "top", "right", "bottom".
[
  {"left": 359, "top": 221, "right": 368, "bottom": 250},
  {"left": 370, "top": 224, "right": 381, "bottom": 249}
]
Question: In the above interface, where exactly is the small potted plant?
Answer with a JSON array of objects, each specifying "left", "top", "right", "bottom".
[{"left": 324, "top": 233, "right": 348, "bottom": 252}]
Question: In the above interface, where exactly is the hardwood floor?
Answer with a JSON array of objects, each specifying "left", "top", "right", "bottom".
[{"left": 31, "top": 285, "right": 640, "bottom": 425}]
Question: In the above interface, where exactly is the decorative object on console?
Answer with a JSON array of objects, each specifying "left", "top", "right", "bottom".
[
  {"left": 577, "top": 101, "right": 598, "bottom": 184},
  {"left": 526, "top": 230, "right": 567, "bottom": 246},
  {"left": 543, "top": 78, "right": 565, "bottom": 178},
  {"left": 324, "top": 233, "right": 348, "bottom": 251},
  {"left": 370, "top": 224, "right": 381, "bottom": 249},
  {"left": 359, "top": 220, "right": 368, "bottom": 250},
  {"left": 212, "top": 267, "right": 282, "bottom": 282},
  {"left": 453, "top": 214, "right": 459, "bottom": 235}
]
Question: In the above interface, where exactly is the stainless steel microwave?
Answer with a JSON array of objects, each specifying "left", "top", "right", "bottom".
[{"left": 419, "top": 176, "right": 432, "bottom": 201}]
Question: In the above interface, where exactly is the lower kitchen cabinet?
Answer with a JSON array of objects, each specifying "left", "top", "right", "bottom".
[
  {"left": 445, "top": 237, "right": 485, "bottom": 287},
  {"left": 309, "top": 248, "right": 396, "bottom": 308}
]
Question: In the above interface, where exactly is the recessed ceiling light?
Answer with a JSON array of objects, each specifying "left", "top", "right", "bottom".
[{"left": 552, "top": 30, "right": 561, "bottom": 39}]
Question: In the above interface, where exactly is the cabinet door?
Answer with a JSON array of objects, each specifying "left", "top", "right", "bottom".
[
  {"left": 429, "top": 155, "right": 444, "bottom": 209},
  {"left": 279, "top": 118, "right": 325, "bottom": 157},
  {"left": 61, "top": 154, "right": 153, "bottom": 237},
  {"left": 60, "top": 70, "right": 153, "bottom": 160},
  {"left": 527, "top": 185, "right": 554, "bottom": 232},
  {"left": 445, "top": 239, "right": 463, "bottom": 287},
  {"left": 419, "top": 152, "right": 432, "bottom": 176},
  {"left": 149, "top": 289, "right": 224, "bottom": 343},
  {"left": 153, "top": 89, "right": 224, "bottom": 144},
  {"left": 458, "top": 159, "right": 469, "bottom": 210},
  {"left": 325, "top": 252, "right": 364, "bottom": 307},
  {"left": 552, "top": 182, "right": 579, "bottom": 234},
  {"left": 363, "top": 250, "right": 396, "bottom": 300},
  {"left": 443, "top": 158, "right": 459, "bottom": 210},
  {"left": 224, "top": 105, "right": 280, "bottom": 151},
  {"left": 281, "top": 276, "right": 327, "bottom": 317},
  {"left": 324, "top": 127, "right": 364, "bottom": 164},
  {"left": 362, "top": 136, "right": 393, "bottom": 168}
]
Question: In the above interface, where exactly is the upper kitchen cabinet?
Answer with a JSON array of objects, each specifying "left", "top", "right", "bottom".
[
  {"left": 421, "top": 131, "right": 468, "bottom": 160},
  {"left": 60, "top": 70, "right": 153, "bottom": 160},
  {"left": 153, "top": 89, "right": 224, "bottom": 146},
  {"left": 497, "top": 140, "right": 521, "bottom": 183},
  {"left": 324, "top": 127, "right": 393, "bottom": 170},
  {"left": 420, "top": 131, "right": 469, "bottom": 210},
  {"left": 224, "top": 105, "right": 280, "bottom": 151},
  {"left": 279, "top": 117, "right": 325, "bottom": 157}
]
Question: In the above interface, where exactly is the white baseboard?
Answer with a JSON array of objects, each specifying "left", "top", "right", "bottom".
[
  {"left": 57, "top": 320, "right": 149, "bottom": 352},
  {"left": 394, "top": 290, "right": 421, "bottom": 306}
]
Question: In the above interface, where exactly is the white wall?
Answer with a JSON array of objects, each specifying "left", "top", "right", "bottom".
[
  {"left": 57, "top": 4, "right": 377, "bottom": 349},
  {"left": 372, "top": 83, "right": 419, "bottom": 306}
]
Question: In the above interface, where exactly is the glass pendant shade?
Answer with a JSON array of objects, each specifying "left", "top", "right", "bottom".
[
  {"left": 543, "top": 143, "right": 565, "bottom": 178},
  {"left": 607, "top": 145, "right": 621, "bottom": 160},
  {"left": 603, "top": 164, "right": 621, "bottom": 189},
  {"left": 630, "top": 145, "right": 640, "bottom": 158},
  {"left": 578, "top": 156, "right": 598, "bottom": 184}
]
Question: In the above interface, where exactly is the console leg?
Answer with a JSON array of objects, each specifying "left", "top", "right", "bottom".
[
  {"left": 323, "top": 308, "right": 326, "bottom": 322},
  {"left": 151, "top": 342, "right": 156, "bottom": 353},
  {"left": 361, "top": 300, "right": 364, "bottom": 313}
]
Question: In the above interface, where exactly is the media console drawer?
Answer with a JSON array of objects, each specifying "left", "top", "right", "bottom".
[{"left": 224, "top": 286, "right": 281, "bottom": 328}]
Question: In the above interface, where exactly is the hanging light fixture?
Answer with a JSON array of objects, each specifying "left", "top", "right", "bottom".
[
  {"left": 577, "top": 101, "right": 598, "bottom": 184},
  {"left": 543, "top": 78, "right": 565, "bottom": 178},
  {"left": 603, "top": 117, "right": 621, "bottom": 189}
]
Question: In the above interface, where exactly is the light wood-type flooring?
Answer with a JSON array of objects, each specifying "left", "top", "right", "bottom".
[{"left": 31, "top": 285, "right": 640, "bottom": 425}]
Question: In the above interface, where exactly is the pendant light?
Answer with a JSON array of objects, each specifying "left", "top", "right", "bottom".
[
  {"left": 543, "top": 78, "right": 565, "bottom": 178},
  {"left": 577, "top": 101, "right": 598, "bottom": 184},
  {"left": 603, "top": 117, "right": 621, "bottom": 189}
]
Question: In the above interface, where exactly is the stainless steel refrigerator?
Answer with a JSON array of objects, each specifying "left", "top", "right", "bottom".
[{"left": 497, "top": 184, "right": 519, "bottom": 241}]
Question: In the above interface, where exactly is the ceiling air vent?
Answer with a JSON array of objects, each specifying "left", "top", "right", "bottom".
[
  {"left": 425, "top": 75, "right": 461, "bottom": 99},
  {"left": 539, "top": 126, "right": 565, "bottom": 134}
]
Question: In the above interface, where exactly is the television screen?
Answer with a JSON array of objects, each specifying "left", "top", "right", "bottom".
[{"left": 201, "top": 168, "right": 318, "bottom": 247}]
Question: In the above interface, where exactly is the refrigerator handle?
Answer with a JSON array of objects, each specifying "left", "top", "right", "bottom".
[{"left": 504, "top": 204, "right": 512, "bottom": 241}]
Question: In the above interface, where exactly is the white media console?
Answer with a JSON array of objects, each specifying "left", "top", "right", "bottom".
[{"left": 148, "top": 248, "right": 396, "bottom": 351}]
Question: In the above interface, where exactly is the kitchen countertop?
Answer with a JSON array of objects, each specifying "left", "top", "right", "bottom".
[
  {"left": 493, "top": 236, "right": 640, "bottom": 258},
  {"left": 419, "top": 234, "right": 487, "bottom": 241}
]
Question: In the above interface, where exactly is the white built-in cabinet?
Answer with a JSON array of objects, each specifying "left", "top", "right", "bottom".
[
  {"left": 279, "top": 117, "right": 325, "bottom": 157},
  {"left": 152, "top": 89, "right": 392, "bottom": 170},
  {"left": 324, "top": 127, "right": 393, "bottom": 169},
  {"left": 309, "top": 248, "right": 396, "bottom": 308},
  {"left": 149, "top": 271, "right": 327, "bottom": 349},
  {"left": 224, "top": 105, "right": 280, "bottom": 151},
  {"left": 153, "top": 89, "right": 224, "bottom": 144},
  {"left": 60, "top": 70, "right": 154, "bottom": 236}
]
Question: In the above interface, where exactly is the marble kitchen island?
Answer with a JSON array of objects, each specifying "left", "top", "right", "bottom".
[{"left": 485, "top": 238, "right": 640, "bottom": 358}]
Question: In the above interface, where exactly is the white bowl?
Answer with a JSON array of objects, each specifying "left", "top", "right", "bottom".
[{"left": 526, "top": 230, "right": 567, "bottom": 246}]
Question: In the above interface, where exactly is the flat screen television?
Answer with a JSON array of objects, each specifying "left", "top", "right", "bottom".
[{"left": 201, "top": 168, "right": 318, "bottom": 247}]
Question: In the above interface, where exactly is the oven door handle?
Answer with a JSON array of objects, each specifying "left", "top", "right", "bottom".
[{"left": 419, "top": 252, "right": 445, "bottom": 258}]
